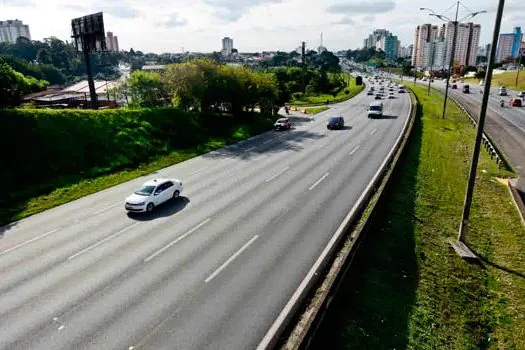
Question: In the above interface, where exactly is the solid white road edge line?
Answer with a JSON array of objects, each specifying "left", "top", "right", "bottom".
[
  {"left": 265, "top": 167, "right": 290, "bottom": 183},
  {"left": 68, "top": 222, "right": 141, "bottom": 260},
  {"left": 144, "top": 218, "right": 211, "bottom": 263},
  {"left": 0, "top": 228, "right": 59, "bottom": 257},
  {"left": 349, "top": 145, "right": 361, "bottom": 156},
  {"left": 308, "top": 173, "right": 330, "bottom": 191},
  {"left": 92, "top": 202, "right": 122, "bottom": 215},
  {"left": 256, "top": 91, "right": 413, "bottom": 350},
  {"left": 245, "top": 146, "right": 256, "bottom": 152},
  {"left": 204, "top": 235, "right": 259, "bottom": 283}
]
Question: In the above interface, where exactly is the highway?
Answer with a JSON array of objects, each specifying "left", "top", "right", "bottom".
[
  {"left": 0, "top": 89, "right": 412, "bottom": 350},
  {"left": 424, "top": 78, "right": 525, "bottom": 191}
]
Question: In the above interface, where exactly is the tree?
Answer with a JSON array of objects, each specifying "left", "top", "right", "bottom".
[
  {"left": 128, "top": 70, "right": 168, "bottom": 107},
  {"left": 36, "top": 48, "right": 51, "bottom": 65},
  {"left": 0, "top": 57, "right": 48, "bottom": 107}
]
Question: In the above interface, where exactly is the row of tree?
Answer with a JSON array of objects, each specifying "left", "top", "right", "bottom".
[
  {"left": 126, "top": 59, "right": 278, "bottom": 114},
  {"left": 258, "top": 50, "right": 341, "bottom": 72},
  {"left": 0, "top": 57, "right": 49, "bottom": 108}
]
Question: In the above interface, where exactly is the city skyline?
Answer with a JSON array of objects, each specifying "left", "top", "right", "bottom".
[{"left": 0, "top": 0, "right": 524, "bottom": 53}]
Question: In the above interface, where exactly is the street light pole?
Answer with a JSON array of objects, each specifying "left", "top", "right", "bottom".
[
  {"left": 428, "top": 41, "right": 436, "bottom": 96},
  {"left": 442, "top": 1, "right": 460, "bottom": 119},
  {"left": 457, "top": 0, "right": 506, "bottom": 246},
  {"left": 516, "top": 48, "right": 523, "bottom": 88}
]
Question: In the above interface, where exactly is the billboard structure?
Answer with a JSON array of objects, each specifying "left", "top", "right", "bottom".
[{"left": 71, "top": 12, "right": 107, "bottom": 109}]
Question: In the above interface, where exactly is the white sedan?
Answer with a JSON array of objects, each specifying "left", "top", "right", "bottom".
[{"left": 125, "top": 178, "right": 183, "bottom": 213}]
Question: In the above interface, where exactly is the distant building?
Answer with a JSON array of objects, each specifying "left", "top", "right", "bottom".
[
  {"left": 496, "top": 27, "right": 522, "bottom": 62},
  {"left": 423, "top": 40, "right": 446, "bottom": 68},
  {"left": 106, "top": 31, "right": 119, "bottom": 51},
  {"left": 0, "top": 19, "right": 31, "bottom": 43},
  {"left": 412, "top": 24, "right": 439, "bottom": 67},
  {"left": 221, "top": 37, "right": 233, "bottom": 56},
  {"left": 363, "top": 29, "right": 391, "bottom": 49},
  {"left": 383, "top": 34, "right": 399, "bottom": 61},
  {"left": 413, "top": 22, "right": 480, "bottom": 68}
]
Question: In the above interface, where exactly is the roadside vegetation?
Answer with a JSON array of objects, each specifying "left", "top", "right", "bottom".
[
  {"left": 313, "top": 84, "right": 525, "bottom": 349},
  {"left": 465, "top": 70, "right": 525, "bottom": 90},
  {"left": 289, "top": 73, "right": 363, "bottom": 106},
  {"left": 302, "top": 106, "right": 329, "bottom": 115}
]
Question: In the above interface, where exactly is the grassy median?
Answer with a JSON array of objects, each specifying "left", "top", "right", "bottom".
[
  {"left": 290, "top": 73, "right": 364, "bottom": 106},
  {"left": 312, "top": 84, "right": 525, "bottom": 349}
]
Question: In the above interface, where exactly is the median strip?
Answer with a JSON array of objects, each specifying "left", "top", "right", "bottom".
[
  {"left": 144, "top": 218, "right": 211, "bottom": 263},
  {"left": 204, "top": 235, "right": 259, "bottom": 283}
]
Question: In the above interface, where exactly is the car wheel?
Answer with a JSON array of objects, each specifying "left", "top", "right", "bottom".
[
  {"left": 146, "top": 203, "right": 154, "bottom": 212},
  {"left": 172, "top": 190, "right": 180, "bottom": 199}
]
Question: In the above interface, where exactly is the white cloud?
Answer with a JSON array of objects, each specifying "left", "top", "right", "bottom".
[{"left": 0, "top": 0, "right": 522, "bottom": 53}]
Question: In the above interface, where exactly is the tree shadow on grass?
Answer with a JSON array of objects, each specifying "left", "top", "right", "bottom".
[{"left": 310, "top": 101, "right": 424, "bottom": 349}]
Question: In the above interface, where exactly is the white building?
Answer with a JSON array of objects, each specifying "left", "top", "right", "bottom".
[
  {"left": 0, "top": 19, "right": 31, "bottom": 43},
  {"left": 422, "top": 40, "right": 446, "bottom": 69},
  {"left": 221, "top": 37, "right": 233, "bottom": 56},
  {"left": 442, "top": 22, "right": 480, "bottom": 67}
]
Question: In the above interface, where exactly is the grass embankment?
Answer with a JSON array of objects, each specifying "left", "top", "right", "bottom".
[
  {"left": 0, "top": 108, "right": 275, "bottom": 226},
  {"left": 290, "top": 73, "right": 364, "bottom": 106},
  {"left": 312, "top": 84, "right": 525, "bottom": 349},
  {"left": 465, "top": 70, "right": 525, "bottom": 90},
  {"left": 302, "top": 106, "right": 329, "bottom": 115}
]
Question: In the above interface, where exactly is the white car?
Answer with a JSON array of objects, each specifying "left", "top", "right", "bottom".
[{"left": 125, "top": 178, "right": 183, "bottom": 213}]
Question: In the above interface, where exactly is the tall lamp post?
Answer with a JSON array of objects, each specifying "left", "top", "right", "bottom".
[{"left": 421, "top": 2, "right": 486, "bottom": 119}]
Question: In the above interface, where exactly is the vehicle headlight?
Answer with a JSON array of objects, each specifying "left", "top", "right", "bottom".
[{"left": 137, "top": 202, "right": 145, "bottom": 206}]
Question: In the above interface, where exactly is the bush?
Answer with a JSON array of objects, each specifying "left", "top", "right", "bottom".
[{"left": 0, "top": 107, "right": 273, "bottom": 198}]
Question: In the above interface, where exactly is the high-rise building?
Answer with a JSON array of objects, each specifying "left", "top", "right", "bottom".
[
  {"left": 496, "top": 27, "right": 523, "bottom": 62},
  {"left": 383, "top": 34, "right": 399, "bottom": 61},
  {"left": 221, "top": 37, "right": 233, "bottom": 56},
  {"left": 0, "top": 19, "right": 31, "bottom": 43},
  {"left": 363, "top": 29, "right": 391, "bottom": 49},
  {"left": 413, "top": 22, "right": 480, "bottom": 68},
  {"left": 423, "top": 40, "right": 446, "bottom": 68},
  {"left": 106, "top": 31, "right": 119, "bottom": 52},
  {"left": 412, "top": 24, "right": 439, "bottom": 67}
]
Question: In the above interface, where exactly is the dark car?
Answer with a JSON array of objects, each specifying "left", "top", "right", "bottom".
[
  {"left": 327, "top": 116, "right": 344, "bottom": 130},
  {"left": 509, "top": 98, "right": 522, "bottom": 107},
  {"left": 451, "top": 84, "right": 458, "bottom": 89},
  {"left": 274, "top": 117, "right": 291, "bottom": 131}
]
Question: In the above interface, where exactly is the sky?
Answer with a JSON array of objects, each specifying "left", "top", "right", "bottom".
[{"left": 1, "top": 0, "right": 524, "bottom": 54}]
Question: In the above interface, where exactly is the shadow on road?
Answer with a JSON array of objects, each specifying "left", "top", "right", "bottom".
[
  {"left": 127, "top": 196, "right": 190, "bottom": 221},
  {"left": 201, "top": 128, "right": 326, "bottom": 161},
  {"left": 310, "top": 98, "right": 422, "bottom": 349},
  {"left": 0, "top": 222, "right": 17, "bottom": 239}
]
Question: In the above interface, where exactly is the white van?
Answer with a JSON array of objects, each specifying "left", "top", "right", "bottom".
[{"left": 367, "top": 101, "right": 383, "bottom": 118}]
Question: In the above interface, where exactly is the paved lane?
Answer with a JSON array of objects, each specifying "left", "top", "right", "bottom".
[{"left": 0, "top": 89, "right": 412, "bottom": 350}]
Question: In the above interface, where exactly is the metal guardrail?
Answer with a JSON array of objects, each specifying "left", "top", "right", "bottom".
[
  {"left": 447, "top": 95, "right": 510, "bottom": 170},
  {"left": 258, "top": 91, "right": 417, "bottom": 350}
]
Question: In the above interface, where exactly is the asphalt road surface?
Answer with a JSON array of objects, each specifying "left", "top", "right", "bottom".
[{"left": 0, "top": 89, "right": 411, "bottom": 350}]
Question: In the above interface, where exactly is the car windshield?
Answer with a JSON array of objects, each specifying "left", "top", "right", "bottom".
[
  {"left": 329, "top": 117, "right": 340, "bottom": 122},
  {"left": 277, "top": 119, "right": 287, "bottom": 123},
  {"left": 369, "top": 105, "right": 381, "bottom": 111},
  {"left": 134, "top": 185, "right": 156, "bottom": 196}
]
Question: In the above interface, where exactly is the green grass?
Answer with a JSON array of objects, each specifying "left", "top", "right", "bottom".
[
  {"left": 312, "top": 84, "right": 525, "bottom": 350},
  {"left": 464, "top": 70, "right": 525, "bottom": 90},
  {"left": 290, "top": 73, "right": 365, "bottom": 106},
  {"left": 0, "top": 123, "right": 272, "bottom": 226},
  {"left": 302, "top": 106, "right": 329, "bottom": 115}
]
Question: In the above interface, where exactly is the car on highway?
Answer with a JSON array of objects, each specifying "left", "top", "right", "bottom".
[
  {"left": 462, "top": 85, "right": 470, "bottom": 93},
  {"left": 518, "top": 91, "right": 525, "bottom": 98},
  {"left": 125, "top": 178, "right": 183, "bottom": 213},
  {"left": 388, "top": 92, "right": 395, "bottom": 99},
  {"left": 398, "top": 88, "right": 405, "bottom": 93},
  {"left": 367, "top": 90, "right": 374, "bottom": 95},
  {"left": 375, "top": 93, "right": 382, "bottom": 99},
  {"left": 274, "top": 117, "right": 291, "bottom": 131},
  {"left": 367, "top": 101, "right": 383, "bottom": 118},
  {"left": 451, "top": 84, "right": 458, "bottom": 89},
  {"left": 499, "top": 87, "right": 508, "bottom": 96},
  {"left": 509, "top": 98, "right": 522, "bottom": 107},
  {"left": 327, "top": 116, "right": 344, "bottom": 130}
]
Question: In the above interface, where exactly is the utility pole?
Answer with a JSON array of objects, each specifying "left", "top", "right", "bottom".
[
  {"left": 516, "top": 47, "right": 523, "bottom": 87},
  {"left": 428, "top": 41, "right": 435, "bottom": 95},
  {"left": 454, "top": 0, "right": 505, "bottom": 255},
  {"left": 420, "top": 2, "right": 486, "bottom": 119}
]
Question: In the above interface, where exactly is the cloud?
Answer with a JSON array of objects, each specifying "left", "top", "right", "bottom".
[
  {"left": 361, "top": 15, "right": 376, "bottom": 23},
  {"left": 202, "top": 0, "right": 283, "bottom": 21},
  {"left": 326, "top": 1, "right": 395, "bottom": 14},
  {"left": 333, "top": 16, "right": 355, "bottom": 26},
  {"left": 162, "top": 13, "right": 187, "bottom": 28},
  {"left": 101, "top": 6, "right": 139, "bottom": 19}
]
